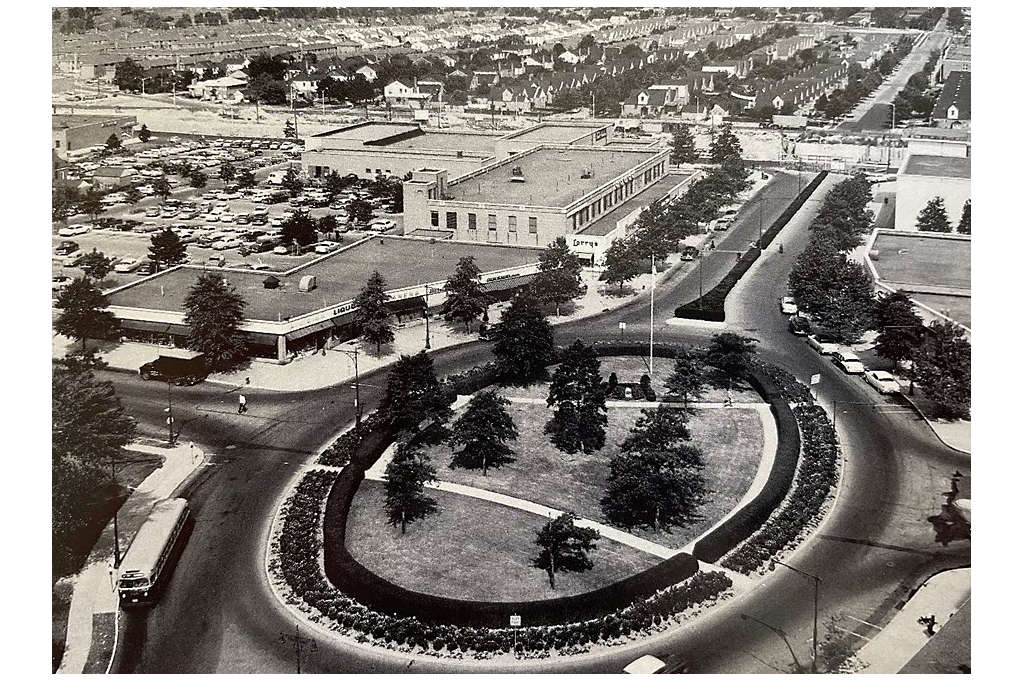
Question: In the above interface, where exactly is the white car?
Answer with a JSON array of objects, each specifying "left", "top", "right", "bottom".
[
  {"left": 58, "top": 223, "right": 92, "bottom": 237},
  {"left": 624, "top": 656, "right": 667, "bottom": 674},
  {"left": 272, "top": 245, "right": 290, "bottom": 255},
  {"left": 807, "top": 334, "right": 841, "bottom": 356},
  {"left": 205, "top": 213, "right": 221, "bottom": 223},
  {"left": 779, "top": 296, "right": 798, "bottom": 315},
  {"left": 864, "top": 370, "right": 902, "bottom": 394},
  {"left": 313, "top": 241, "right": 340, "bottom": 254},
  {"left": 113, "top": 258, "right": 141, "bottom": 273},
  {"left": 61, "top": 251, "right": 85, "bottom": 266},
  {"left": 212, "top": 238, "right": 242, "bottom": 251},
  {"left": 831, "top": 349, "right": 865, "bottom": 375},
  {"left": 369, "top": 219, "right": 396, "bottom": 232}
]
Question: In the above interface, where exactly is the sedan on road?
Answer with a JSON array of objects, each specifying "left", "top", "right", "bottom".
[
  {"left": 807, "top": 333, "right": 842, "bottom": 356},
  {"left": 864, "top": 369, "right": 902, "bottom": 394},
  {"left": 58, "top": 224, "right": 92, "bottom": 237},
  {"left": 831, "top": 349, "right": 866, "bottom": 375},
  {"left": 779, "top": 296, "right": 798, "bottom": 315}
]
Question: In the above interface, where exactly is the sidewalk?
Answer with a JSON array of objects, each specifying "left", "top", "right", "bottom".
[
  {"left": 855, "top": 568, "right": 971, "bottom": 673},
  {"left": 57, "top": 440, "right": 207, "bottom": 675}
]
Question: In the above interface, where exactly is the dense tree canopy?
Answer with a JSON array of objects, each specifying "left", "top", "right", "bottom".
[
  {"left": 183, "top": 272, "right": 247, "bottom": 370},
  {"left": 545, "top": 340, "right": 607, "bottom": 454},
  {"left": 354, "top": 271, "right": 394, "bottom": 354},
  {"left": 55, "top": 277, "right": 118, "bottom": 350},
  {"left": 493, "top": 292, "right": 555, "bottom": 386}
]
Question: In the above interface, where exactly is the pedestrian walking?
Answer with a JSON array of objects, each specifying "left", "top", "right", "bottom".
[
  {"left": 778, "top": 243, "right": 784, "bottom": 254},
  {"left": 238, "top": 394, "right": 247, "bottom": 414}
]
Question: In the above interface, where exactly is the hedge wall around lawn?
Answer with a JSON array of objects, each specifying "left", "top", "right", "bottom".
[
  {"left": 276, "top": 468, "right": 733, "bottom": 657},
  {"left": 722, "top": 403, "right": 839, "bottom": 574},
  {"left": 674, "top": 170, "right": 829, "bottom": 322},
  {"left": 691, "top": 365, "right": 801, "bottom": 563}
]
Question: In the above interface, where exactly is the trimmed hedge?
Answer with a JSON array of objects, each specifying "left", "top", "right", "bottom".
[
  {"left": 276, "top": 468, "right": 732, "bottom": 656},
  {"left": 691, "top": 365, "right": 801, "bottom": 563},
  {"left": 722, "top": 403, "right": 839, "bottom": 573},
  {"left": 674, "top": 170, "right": 829, "bottom": 322}
]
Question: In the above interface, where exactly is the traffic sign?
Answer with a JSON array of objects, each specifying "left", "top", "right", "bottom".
[
  {"left": 810, "top": 373, "right": 821, "bottom": 385},
  {"left": 509, "top": 614, "right": 521, "bottom": 627}
]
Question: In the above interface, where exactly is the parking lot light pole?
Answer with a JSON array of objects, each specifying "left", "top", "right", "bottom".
[
  {"left": 336, "top": 348, "right": 361, "bottom": 431},
  {"left": 769, "top": 559, "right": 821, "bottom": 672}
]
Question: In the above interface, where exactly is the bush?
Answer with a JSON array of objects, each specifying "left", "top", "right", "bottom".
[{"left": 675, "top": 171, "right": 829, "bottom": 321}]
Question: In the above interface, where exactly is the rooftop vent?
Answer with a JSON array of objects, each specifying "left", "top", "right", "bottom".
[{"left": 510, "top": 165, "right": 526, "bottom": 183}]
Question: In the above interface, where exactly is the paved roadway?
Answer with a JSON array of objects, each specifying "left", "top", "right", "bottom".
[
  {"left": 840, "top": 25, "right": 951, "bottom": 132},
  {"left": 106, "top": 170, "right": 970, "bottom": 673}
]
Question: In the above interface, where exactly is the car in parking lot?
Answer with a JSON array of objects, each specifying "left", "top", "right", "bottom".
[
  {"left": 178, "top": 210, "right": 198, "bottom": 221},
  {"left": 864, "top": 369, "right": 902, "bottom": 394},
  {"left": 213, "top": 238, "right": 242, "bottom": 251},
  {"left": 204, "top": 213, "right": 221, "bottom": 223},
  {"left": 52, "top": 275, "right": 73, "bottom": 294},
  {"left": 58, "top": 223, "right": 93, "bottom": 237},
  {"left": 779, "top": 296, "right": 798, "bottom": 315},
  {"left": 831, "top": 349, "right": 865, "bottom": 374},
  {"left": 54, "top": 240, "right": 79, "bottom": 256},
  {"left": 313, "top": 241, "right": 340, "bottom": 254},
  {"left": 113, "top": 257, "right": 142, "bottom": 273},
  {"left": 135, "top": 222, "right": 161, "bottom": 233},
  {"left": 272, "top": 245, "right": 290, "bottom": 255},
  {"left": 145, "top": 206, "right": 161, "bottom": 217},
  {"left": 807, "top": 333, "right": 842, "bottom": 356},
  {"left": 369, "top": 219, "right": 396, "bottom": 232}
]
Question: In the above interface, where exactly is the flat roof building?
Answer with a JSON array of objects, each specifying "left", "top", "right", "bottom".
[
  {"left": 401, "top": 143, "right": 698, "bottom": 263},
  {"left": 895, "top": 154, "right": 971, "bottom": 232},
  {"left": 52, "top": 114, "right": 137, "bottom": 159},
  {"left": 106, "top": 236, "right": 544, "bottom": 361}
]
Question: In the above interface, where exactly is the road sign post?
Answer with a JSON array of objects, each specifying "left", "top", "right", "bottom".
[
  {"left": 510, "top": 614, "right": 521, "bottom": 656},
  {"left": 809, "top": 373, "right": 820, "bottom": 400}
]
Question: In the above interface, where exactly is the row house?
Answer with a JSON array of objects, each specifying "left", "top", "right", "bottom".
[
  {"left": 771, "top": 34, "right": 816, "bottom": 62},
  {"left": 702, "top": 55, "right": 754, "bottom": 79}
]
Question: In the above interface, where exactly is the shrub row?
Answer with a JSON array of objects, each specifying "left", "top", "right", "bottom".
[
  {"left": 749, "top": 358, "right": 814, "bottom": 405},
  {"left": 674, "top": 170, "right": 829, "bottom": 322},
  {"left": 275, "top": 470, "right": 732, "bottom": 657},
  {"left": 691, "top": 365, "right": 801, "bottom": 563},
  {"left": 722, "top": 403, "right": 839, "bottom": 573}
]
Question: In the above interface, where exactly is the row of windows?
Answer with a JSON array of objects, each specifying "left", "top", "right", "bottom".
[
  {"left": 431, "top": 210, "right": 538, "bottom": 234},
  {"left": 568, "top": 160, "right": 667, "bottom": 231}
]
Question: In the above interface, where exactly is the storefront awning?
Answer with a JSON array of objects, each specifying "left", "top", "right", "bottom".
[{"left": 119, "top": 319, "right": 190, "bottom": 336}]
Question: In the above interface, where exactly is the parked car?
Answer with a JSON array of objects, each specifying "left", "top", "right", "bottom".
[
  {"left": 368, "top": 219, "right": 396, "bottom": 232},
  {"left": 272, "top": 245, "right": 290, "bottom": 255},
  {"left": 52, "top": 275, "right": 73, "bottom": 293},
  {"left": 139, "top": 352, "right": 208, "bottom": 386},
  {"left": 313, "top": 241, "right": 340, "bottom": 254},
  {"left": 113, "top": 257, "right": 142, "bottom": 273},
  {"left": 680, "top": 245, "right": 699, "bottom": 262},
  {"left": 788, "top": 315, "right": 811, "bottom": 336},
  {"left": 54, "top": 240, "right": 79, "bottom": 256},
  {"left": 831, "top": 349, "right": 865, "bottom": 374},
  {"left": 807, "top": 333, "right": 842, "bottom": 356},
  {"left": 779, "top": 296, "right": 798, "bottom": 315},
  {"left": 136, "top": 261, "right": 157, "bottom": 276},
  {"left": 58, "top": 224, "right": 92, "bottom": 237},
  {"left": 62, "top": 251, "right": 85, "bottom": 266},
  {"left": 864, "top": 369, "right": 902, "bottom": 394}
]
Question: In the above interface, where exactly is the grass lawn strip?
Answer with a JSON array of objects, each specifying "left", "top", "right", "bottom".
[
  {"left": 345, "top": 481, "right": 661, "bottom": 602},
  {"left": 426, "top": 403, "right": 764, "bottom": 550}
]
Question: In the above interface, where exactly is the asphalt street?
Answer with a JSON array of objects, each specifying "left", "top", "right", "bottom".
[{"left": 105, "top": 169, "right": 970, "bottom": 673}]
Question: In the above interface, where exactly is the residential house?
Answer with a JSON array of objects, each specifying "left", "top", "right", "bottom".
[
  {"left": 91, "top": 165, "right": 139, "bottom": 189},
  {"left": 931, "top": 71, "right": 970, "bottom": 129},
  {"left": 187, "top": 75, "right": 247, "bottom": 102},
  {"left": 383, "top": 78, "right": 435, "bottom": 110}
]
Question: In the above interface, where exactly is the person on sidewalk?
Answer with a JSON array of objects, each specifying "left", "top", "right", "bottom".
[{"left": 238, "top": 394, "right": 247, "bottom": 414}]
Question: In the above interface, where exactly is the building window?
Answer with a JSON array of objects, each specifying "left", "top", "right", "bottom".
[
  {"left": 446, "top": 212, "right": 457, "bottom": 229},
  {"left": 508, "top": 215, "right": 517, "bottom": 232},
  {"left": 529, "top": 216, "right": 537, "bottom": 234},
  {"left": 468, "top": 213, "right": 477, "bottom": 230},
  {"left": 430, "top": 211, "right": 439, "bottom": 227},
  {"left": 487, "top": 214, "right": 497, "bottom": 231}
]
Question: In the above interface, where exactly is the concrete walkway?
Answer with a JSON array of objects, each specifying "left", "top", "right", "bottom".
[
  {"left": 58, "top": 440, "right": 207, "bottom": 675},
  {"left": 856, "top": 568, "right": 971, "bottom": 673}
]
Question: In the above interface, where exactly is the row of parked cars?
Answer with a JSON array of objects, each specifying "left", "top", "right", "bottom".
[{"left": 779, "top": 296, "right": 903, "bottom": 396}]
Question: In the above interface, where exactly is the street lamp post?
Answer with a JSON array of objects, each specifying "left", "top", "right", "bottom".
[
  {"left": 335, "top": 348, "right": 362, "bottom": 431},
  {"left": 770, "top": 559, "right": 822, "bottom": 673},
  {"left": 109, "top": 457, "right": 122, "bottom": 566}
]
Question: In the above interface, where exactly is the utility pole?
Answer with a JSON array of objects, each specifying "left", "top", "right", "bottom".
[
  {"left": 423, "top": 284, "right": 432, "bottom": 349},
  {"left": 649, "top": 254, "right": 655, "bottom": 377},
  {"left": 280, "top": 624, "right": 317, "bottom": 674},
  {"left": 109, "top": 457, "right": 122, "bottom": 566},
  {"left": 166, "top": 379, "right": 174, "bottom": 445},
  {"left": 337, "top": 348, "right": 362, "bottom": 431}
]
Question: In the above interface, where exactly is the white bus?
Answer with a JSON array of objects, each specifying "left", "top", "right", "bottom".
[{"left": 117, "top": 498, "right": 190, "bottom": 605}]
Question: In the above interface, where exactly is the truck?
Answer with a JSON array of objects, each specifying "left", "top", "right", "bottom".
[
  {"left": 139, "top": 349, "right": 208, "bottom": 385},
  {"left": 267, "top": 170, "right": 288, "bottom": 185}
]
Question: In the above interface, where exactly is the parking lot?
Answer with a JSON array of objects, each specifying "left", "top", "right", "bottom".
[{"left": 55, "top": 135, "right": 405, "bottom": 291}]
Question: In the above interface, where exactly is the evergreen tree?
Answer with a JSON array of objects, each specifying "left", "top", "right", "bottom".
[
  {"left": 138, "top": 124, "right": 151, "bottom": 143},
  {"left": 601, "top": 445, "right": 706, "bottom": 531},
  {"left": 914, "top": 321, "right": 971, "bottom": 420},
  {"left": 78, "top": 248, "right": 113, "bottom": 281},
  {"left": 54, "top": 277, "right": 117, "bottom": 350},
  {"left": 354, "top": 270, "right": 394, "bottom": 354},
  {"left": 545, "top": 340, "right": 607, "bottom": 454},
  {"left": 705, "top": 333, "right": 758, "bottom": 387},
  {"left": 149, "top": 227, "right": 187, "bottom": 270},
  {"left": 281, "top": 212, "right": 317, "bottom": 248},
  {"left": 599, "top": 236, "right": 641, "bottom": 293},
  {"left": 670, "top": 126, "right": 698, "bottom": 164},
  {"left": 957, "top": 199, "right": 970, "bottom": 235},
  {"left": 709, "top": 124, "right": 743, "bottom": 163},
  {"left": 283, "top": 118, "right": 297, "bottom": 139},
  {"left": 532, "top": 512, "right": 600, "bottom": 589},
  {"left": 282, "top": 166, "right": 304, "bottom": 197},
  {"left": 379, "top": 351, "right": 453, "bottom": 438},
  {"left": 441, "top": 256, "right": 488, "bottom": 331},
  {"left": 665, "top": 345, "right": 708, "bottom": 408},
  {"left": 105, "top": 133, "right": 121, "bottom": 152},
  {"left": 324, "top": 170, "right": 346, "bottom": 198},
  {"left": 619, "top": 405, "right": 694, "bottom": 457},
  {"left": 531, "top": 237, "right": 584, "bottom": 315},
  {"left": 493, "top": 292, "right": 555, "bottom": 386},
  {"left": 873, "top": 290, "right": 925, "bottom": 369},
  {"left": 916, "top": 196, "right": 951, "bottom": 233},
  {"left": 448, "top": 390, "right": 517, "bottom": 475},
  {"left": 80, "top": 189, "right": 104, "bottom": 218},
  {"left": 219, "top": 161, "right": 237, "bottom": 184},
  {"left": 383, "top": 442, "right": 438, "bottom": 534},
  {"left": 183, "top": 271, "right": 247, "bottom": 370},
  {"left": 152, "top": 176, "right": 172, "bottom": 203},
  {"left": 347, "top": 197, "right": 373, "bottom": 225}
]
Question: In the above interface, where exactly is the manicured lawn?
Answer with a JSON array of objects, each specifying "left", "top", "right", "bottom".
[
  {"left": 345, "top": 481, "right": 660, "bottom": 602},
  {"left": 428, "top": 402, "right": 765, "bottom": 549},
  {"left": 498, "top": 355, "right": 761, "bottom": 404}
]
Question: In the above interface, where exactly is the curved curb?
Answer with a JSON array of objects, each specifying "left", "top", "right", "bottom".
[{"left": 898, "top": 395, "right": 971, "bottom": 456}]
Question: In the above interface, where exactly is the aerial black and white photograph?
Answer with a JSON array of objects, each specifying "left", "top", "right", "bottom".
[{"left": 40, "top": 2, "right": 988, "bottom": 677}]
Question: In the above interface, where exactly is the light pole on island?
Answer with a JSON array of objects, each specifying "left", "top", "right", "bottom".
[{"left": 335, "top": 348, "right": 362, "bottom": 431}]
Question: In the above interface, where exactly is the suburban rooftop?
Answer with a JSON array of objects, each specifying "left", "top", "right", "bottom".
[
  {"left": 444, "top": 146, "right": 659, "bottom": 208},
  {"left": 903, "top": 154, "right": 971, "bottom": 179}
]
